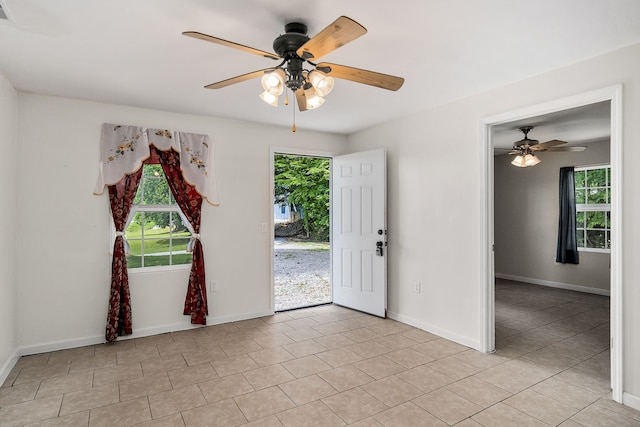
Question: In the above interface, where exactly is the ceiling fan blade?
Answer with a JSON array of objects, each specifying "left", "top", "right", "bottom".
[
  {"left": 183, "top": 31, "right": 280, "bottom": 60},
  {"left": 546, "top": 146, "right": 587, "bottom": 152},
  {"left": 317, "top": 62, "right": 404, "bottom": 91},
  {"left": 204, "top": 69, "right": 274, "bottom": 89},
  {"left": 530, "top": 139, "right": 567, "bottom": 150},
  {"left": 295, "top": 88, "right": 308, "bottom": 112},
  {"left": 493, "top": 148, "right": 515, "bottom": 155},
  {"left": 296, "top": 16, "right": 367, "bottom": 60}
]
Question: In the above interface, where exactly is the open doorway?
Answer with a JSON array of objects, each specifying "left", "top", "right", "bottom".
[
  {"left": 480, "top": 86, "right": 623, "bottom": 402},
  {"left": 272, "top": 152, "right": 331, "bottom": 311}
]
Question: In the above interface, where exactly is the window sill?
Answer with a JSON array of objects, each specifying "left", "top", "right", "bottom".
[
  {"left": 127, "top": 264, "right": 192, "bottom": 275},
  {"left": 578, "top": 248, "right": 611, "bottom": 254}
]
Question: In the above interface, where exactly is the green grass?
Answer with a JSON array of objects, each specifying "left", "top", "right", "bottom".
[
  {"left": 125, "top": 224, "right": 192, "bottom": 267},
  {"left": 126, "top": 225, "right": 191, "bottom": 255}
]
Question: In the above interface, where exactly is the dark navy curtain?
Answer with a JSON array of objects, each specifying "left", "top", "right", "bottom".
[{"left": 556, "top": 166, "right": 579, "bottom": 264}]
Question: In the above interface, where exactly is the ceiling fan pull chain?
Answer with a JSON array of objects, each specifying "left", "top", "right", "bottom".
[{"left": 292, "top": 94, "right": 297, "bottom": 132}]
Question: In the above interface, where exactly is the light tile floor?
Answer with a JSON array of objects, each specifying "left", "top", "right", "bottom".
[{"left": 2, "top": 279, "right": 639, "bottom": 426}]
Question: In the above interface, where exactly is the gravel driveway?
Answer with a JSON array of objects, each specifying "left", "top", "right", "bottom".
[{"left": 274, "top": 238, "right": 331, "bottom": 311}]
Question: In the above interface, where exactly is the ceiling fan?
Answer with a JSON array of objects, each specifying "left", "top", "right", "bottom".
[
  {"left": 182, "top": 16, "right": 405, "bottom": 122},
  {"left": 508, "top": 126, "right": 586, "bottom": 167}
]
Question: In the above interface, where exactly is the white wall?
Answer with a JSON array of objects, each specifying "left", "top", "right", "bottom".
[
  {"left": 0, "top": 72, "right": 18, "bottom": 384},
  {"left": 15, "top": 93, "right": 347, "bottom": 351},
  {"left": 347, "top": 42, "right": 640, "bottom": 399},
  {"left": 495, "top": 140, "right": 611, "bottom": 293}
]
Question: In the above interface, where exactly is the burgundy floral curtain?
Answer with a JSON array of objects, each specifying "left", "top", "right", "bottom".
[
  {"left": 106, "top": 169, "right": 143, "bottom": 342},
  {"left": 155, "top": 147, "right": 208, "bottom": 324}
]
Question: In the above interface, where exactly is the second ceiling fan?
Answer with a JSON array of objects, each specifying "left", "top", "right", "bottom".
[
  {"left": 183, "top": 16, "right": 405, "bottom": 114},
  {"left": 508, "top": 126, "right": 586, "bottom": 167}
]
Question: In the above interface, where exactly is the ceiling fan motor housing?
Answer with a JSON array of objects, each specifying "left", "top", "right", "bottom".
[
  {"left": 514, "top": 125, "right": 538, "bottom": 147},
  {"left": 272, "top": 22, "right": 311, "bottom": 91},
  {"left": 273, "top": 22, "right": 309, "bottom": 57}
]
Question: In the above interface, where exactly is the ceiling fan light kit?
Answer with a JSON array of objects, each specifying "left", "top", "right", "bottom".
[
  {"left": 511, "top": 153, "right": 541, "bottom": 168},
  {"left": 183, "top": 16, "right": 404, "bottom": 130}
]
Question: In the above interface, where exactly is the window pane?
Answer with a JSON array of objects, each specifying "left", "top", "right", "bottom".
[
  {"left": 586, "top": 169, "right": 607, "bottom": 187},
  {"left": 173, "top": 214, "right": 191, "bottom": 234},
  {"left": 145, "top": 236, "right": 171, "bottom": 258},
  {"left": 574, "top": 170, "right": 585, "bottom": 189},
  {"left": 575, "top": 189, "right": 586, "bottom": 204},
  {"left": 144, "top": 164, "right": 163, "bottom": 177},
  {"left": 127, "top": 165, "right": 192, "bottom": 269},
  {"left": 145, "top": 212, "right": 171, "bottom": 234},
  {"left": 133, "top": 186, "right": 143, "bottom": 204},
  {"left": 173, "top": 238, "right": 193, "bottom": 265},
  {"left": 587, "top": 187, "right": 607, "bottom": 204},
  {"left": 607, "top": 167, "right": 611, "bottom": 186},
  {"left": 586, "top": 230, "right": 606, "bottom": 249},
  {"left": 576, "top": 211, "right": 585, "bottom": 228},
  {"left": 586, "top": 211, "right": 606, "bottom": 229},
  {"left": 142, "top": 254, "right": 172, "bottom": 267},
  {"left": 142, "top": 176, "right": 171, "bottom": 205},
  {"left": 577, "top": 230, "right": 585, "bottom": 247}
]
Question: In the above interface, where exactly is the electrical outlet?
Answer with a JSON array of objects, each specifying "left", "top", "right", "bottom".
[
  {"left": 261, "top": 222, "right": 268, "bottom": 233},
  {"left": 415, "top": 282, "right": 421, "bottom": 293},
  {"left": 209, "top": 281, "right": 218, "bottom": 292}
]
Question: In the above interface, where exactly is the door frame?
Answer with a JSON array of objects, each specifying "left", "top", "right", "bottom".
[
  {"left": 479, "top": 85, "right": 624, "bottom": 402},
  {"left": 269, "top": 147, "right": 335, "bottom": 313}
]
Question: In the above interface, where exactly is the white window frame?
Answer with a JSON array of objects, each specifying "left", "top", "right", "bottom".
[{"left": 575, "top": 164, "right": 611, "bottom": 253}]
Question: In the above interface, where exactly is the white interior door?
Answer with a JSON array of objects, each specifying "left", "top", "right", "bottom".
[{"left": 331, "top": 149, "right": 387, "bottom": 317}]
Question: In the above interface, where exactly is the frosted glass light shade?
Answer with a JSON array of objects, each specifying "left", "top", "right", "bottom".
[
  {"left": 511, "top": 155, "right": 526, "bottom": 167},
  {"left": 304, "top": 85, "right": 325, "bottom": 109},
  {"left": 259, "top": 91, "right": 278, "bottom": 106},
  {"left": 524, "top": 153, "right": 541, "bottom": 166},
  {"left": 308, "top": 70, "right": 334, "bottom": 97},
  {"left": 260, "top": 69, "right": 285, "bottom": 96}
]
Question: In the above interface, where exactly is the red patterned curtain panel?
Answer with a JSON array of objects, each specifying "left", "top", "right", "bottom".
[
  {"left": 156, "top": 147, "right": 208, "bottom": 324},
  {"left": 106, "top": 169, "right": 143, "bottom": 342},
  {"left": 95, "top": 124, "right": 218, "bottom": 342}
]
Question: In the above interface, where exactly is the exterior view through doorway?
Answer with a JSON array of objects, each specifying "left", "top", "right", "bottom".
[{"left": 273, "top": 152, "right": 331, "bottom": 311}]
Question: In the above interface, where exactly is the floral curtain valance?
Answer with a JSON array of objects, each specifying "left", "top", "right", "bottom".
[{"left": 94, "top": 123, "right": 219, "bottom": 206}]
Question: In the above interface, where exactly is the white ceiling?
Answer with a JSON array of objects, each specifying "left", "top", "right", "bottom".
[
  {"left": 492, "top": 101, "right": 612, "bottom": 152},
  {"left": 1, "top": 0, "right": 640, "bottom": 135}
]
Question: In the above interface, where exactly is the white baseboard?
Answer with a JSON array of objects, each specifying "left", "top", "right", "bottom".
[
  {"left": 21, "top": 335, "right": 106, "bottom": 356},
  {"left": 495, "top": 273, "right": 610, "bottom": 296},
  {"left": 0, "top": 348, "right": 20, "bottom": 386},
  {"left": 387, "top": 310, "right": 480, "bottom": 351},
  {"left": 20, "top": 309, "right": 274, "bottom": 356},
  {"left": 623, "top": 392, "right": 640, "bottom": 411}
]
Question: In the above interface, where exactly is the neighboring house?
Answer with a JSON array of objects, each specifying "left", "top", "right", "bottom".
[{"left": 274, "top": 202, "right": 302, "bottom": 223}]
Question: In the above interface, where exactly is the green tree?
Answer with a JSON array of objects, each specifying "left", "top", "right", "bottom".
[
  {"left": 274, "top": 154, "right": 330, "bottom": 240},
  {"left": 132, "top": 165, "right": 187, "bottom": 231}
]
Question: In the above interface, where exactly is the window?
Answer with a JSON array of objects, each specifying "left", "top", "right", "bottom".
[
  {"left": 575, "top": 165, "right": 611, "bottom": 252},
  {"left": 125, "top": 164, "right": 192, "bottom": 269}
]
